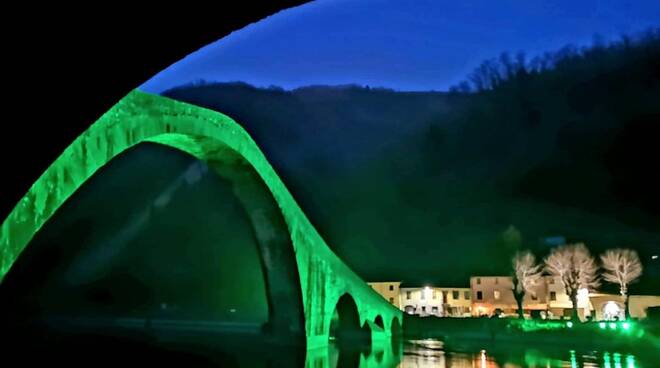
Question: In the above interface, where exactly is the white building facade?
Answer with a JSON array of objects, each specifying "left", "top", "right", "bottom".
[{"left": 399, "top": 286, "right": 471, "bottom": 317}]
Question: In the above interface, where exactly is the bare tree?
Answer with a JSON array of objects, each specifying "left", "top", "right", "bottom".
[
  {"left": 469, "top": 63, "right": 489, "bottom": 91},
  {"left": 512, "top": 251, "right": 542, "bottom": 318},
  {"left": 514, "top": 51, "right": 528, "bottom": 78},
  {"left": 544, "top": 243, "right": 600, "bottom": 321},
  {"left": 457, "top": 81, "right": 471, "bottom": 93},
  {"left": 499, "top": 52, "right": 515, "bottom": 80},
  {"left": 600, "top": 249, "right": 643, "bottom": 319}
]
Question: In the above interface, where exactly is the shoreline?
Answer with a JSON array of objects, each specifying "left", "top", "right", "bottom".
[{"left": 402, "top": 315, "right": 660, "bottom": 354}]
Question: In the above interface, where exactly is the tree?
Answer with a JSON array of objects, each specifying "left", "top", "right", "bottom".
[
  {"left": 514, "top": 51, "right": 528, "bottom": 78},
  {"left": 512, "top": 250, "right": 542, "bottom": 318},
  {"left": 600, "top": 249, "right": 643, "bottom": 319},
  {"left": 457, "top": 81, "right": 471, "bottom": 93},
  {"left": 544, "top": 243, "right": 600, "bottom": 321},
  {"left": 499, "top": 52, "right": 515, "bottom": 80}
]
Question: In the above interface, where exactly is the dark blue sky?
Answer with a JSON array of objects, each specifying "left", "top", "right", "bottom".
[{"left": 141, "top": 0, "right": 659, "bottom": 93}]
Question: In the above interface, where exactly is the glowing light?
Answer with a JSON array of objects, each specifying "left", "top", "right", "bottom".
[
  {"left": 599, "top": 322, "right": 607, "bottom": 329},
  {"left": 480, "top": 349, "right": 487, "bottom": 368},
  {"left": 652, "top": 255, "right": 658, "bottom": 260},
  {"left": 604, "top": 301, "right": 622, "bottom": 320},
  {"left": 566, "top": 321, "right": 573, "bottom": 328},
  {"left": 622, "top": 322, "right": 630, "bottom": 330},
  {"left": 626, "top": 355, "right": 636, "bottom": 368},
  {"left": 609, "top": 322, "right": 617, "bottom": 329},
  {"left": 578, "top": 288, "right": 589, "bottom": 298}
]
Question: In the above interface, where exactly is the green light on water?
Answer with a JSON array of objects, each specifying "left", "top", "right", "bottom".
[
  {"left": 604, "top": 352, "right": 612, "bottom": 368},
  {"left": 622, "top": 322, "right": 630, "bottom": 330},
  {"left": 599, "top": 322, "right": 607, "bottom": 329},
  {"left": 626, "top": 355, "right": 636, "bottom": 368},
  {"left": 570, "top": 350, "right": 577, "bottom": 368},
  {"left": 609, "top": 322, "right": 617, "bottom": 330},
  {"left": 566, "top": 321, "right": 573, "bottom": 328},
  {"left": 614, "top": 353, "right": 622, "bottom": 368}
]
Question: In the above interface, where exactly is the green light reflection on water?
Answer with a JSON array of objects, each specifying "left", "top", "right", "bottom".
[
  {"left": 570, "top": 350, "right": 577, "bottom": 368},
  {"left": 613, "top": 352, "right": 623, "bottom": 368},
  {"left": 604, "top": 352, "right": 612, "bottom": 368},
  {"left": 329, "top": 342, "right": 645, "bottom": 368}
]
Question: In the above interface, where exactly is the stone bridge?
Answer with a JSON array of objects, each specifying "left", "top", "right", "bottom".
[{"left": 0, "top": 90, "right": 402, "bottom": 350}]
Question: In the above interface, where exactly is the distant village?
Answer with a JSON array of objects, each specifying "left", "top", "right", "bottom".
[
  {"left": 369, "top": 277, "right": 658, "bottom": 322},
  {"left": 369, "top": 241, "right": 660, "bottom": 322}
]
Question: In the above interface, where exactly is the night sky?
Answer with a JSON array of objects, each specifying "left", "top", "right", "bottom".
[{"left": 141, "top": 0, "right": 660, "bottom": 93}]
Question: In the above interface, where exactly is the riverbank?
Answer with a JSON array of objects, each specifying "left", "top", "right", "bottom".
[{"left": 403, "top": 314, "right": 660, "bottom": 353}]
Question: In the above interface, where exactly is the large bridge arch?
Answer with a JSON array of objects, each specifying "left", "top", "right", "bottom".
[
  {"left": 0, "top": 89, "right": 402, "bottom": 349},
  {"left": 0, "top": 91, "right": 305, "bottom": 341}
]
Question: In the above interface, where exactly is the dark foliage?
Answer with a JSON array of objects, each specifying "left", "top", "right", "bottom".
[{"left": 162, "top": 29, "right": 660, "bottom": 291}]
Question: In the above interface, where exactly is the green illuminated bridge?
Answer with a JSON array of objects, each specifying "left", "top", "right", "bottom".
[{"left": 0, "top": 90, "right": 402, "bottom": 350}]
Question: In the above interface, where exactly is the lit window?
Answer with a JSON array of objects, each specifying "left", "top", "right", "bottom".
[
  {"left": 432, "top": 306, "right": 438, "bottom": 313},
  {"left": 464, "top": 291, "right": 470, "bottom": 300},
  {"left": 389, "top": 285, "right": 394, "bottom": 291},
  {"left": 477, "top": 291, "right": 483, "bottom": 300},
  {"left": 550, "top": 292, "right": 556, "bottom": 301},
  {"left": 453, "top": 290, "right": 459, "bottom": 300},
  {"left": 494, "top": 290, "right": 501, "bottom": 300},
  {"left": 406, "top": 291, "right": 411, "bottom": 300}
]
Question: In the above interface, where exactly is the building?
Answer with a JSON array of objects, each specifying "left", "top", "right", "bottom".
[
  {"left": 399, "top": 286, "right": 443, "bottom": 316},
  {"left": 629, "top": 295, "right": 660, "bottom": 319},
  {"left": 470, "top": 275, "right": 591, "bottom": 319},
  {"left": 371, "top": 278, "right": 659, "bottom": 321},
  {"left": 588, "top": 294, "right": 660, "bottom": 321},
  {"left": 397, "top": 286, "right": 471, "bottom": 317},
  {"left": 471, "top": 276, "right": 517, "bottom": 317},
  {"left": 544, "top": 275, "right": 591, "bottom": 320},
  {"left": 470, "top": 276, "right": 549, "bottom": 317},
  {"left": 367, "top": 282, "right": 402, "bottom": 309},
  {"left": 436, "top": 287, "right": 472, "bottom": 317},
  {"left": 588, "top": 293, "right": 625, "bottom": 321}
]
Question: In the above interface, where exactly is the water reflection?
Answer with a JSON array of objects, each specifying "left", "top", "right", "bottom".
[
  {"left": 304, "top": 339, "right": 646, "bottom": 368},
  {"left": 5, "top": 324, "right": 647, "bottom": 367}
]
